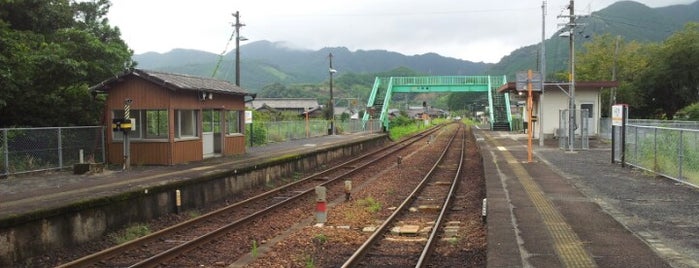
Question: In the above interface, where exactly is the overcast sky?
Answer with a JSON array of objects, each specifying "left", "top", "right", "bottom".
[{"left": 107, "top": 0, "right": 694, "bottom": 63}]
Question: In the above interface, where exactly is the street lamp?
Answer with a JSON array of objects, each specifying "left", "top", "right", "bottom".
[
  {"left": 234, "top": 11, "right": 246, "bottom": 86},
  {"left": 328, "top": 53, "right": 337, "bottom": 135}
]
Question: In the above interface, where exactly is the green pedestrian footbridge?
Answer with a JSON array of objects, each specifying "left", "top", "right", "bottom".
[{"left": 362, "top": 75, "right": 512, "bottom": 131}]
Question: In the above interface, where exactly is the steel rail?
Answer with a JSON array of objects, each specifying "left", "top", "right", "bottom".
[
  {"left": 415, "top": 124, "right": 466, "bottom": 267},
  {"left": 130, "top": 124, "right": 447, "bottom": 267},
  {"left": 57, "top": 124, "right": 445, "bottom": 268},
  {"left": 341, "top": 123, "right": 463, "bottom": 267}
]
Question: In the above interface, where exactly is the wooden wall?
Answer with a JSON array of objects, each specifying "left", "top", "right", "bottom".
[
  {"left": 104, "top": 75, "right": 248, "bottom": 165},
  {"left": 224, "top": 135, "right": 246, "bottom": 155}
]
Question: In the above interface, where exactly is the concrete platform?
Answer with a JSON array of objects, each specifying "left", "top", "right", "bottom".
[
  {"left": 0, "top": 132, "right": 387, "bottom": 265},
  {"left": 2, "top": 126, "right": 697, "bottom": 267},
  {"left": 479, "top": 128, "right": 699, "bottom": 268}
]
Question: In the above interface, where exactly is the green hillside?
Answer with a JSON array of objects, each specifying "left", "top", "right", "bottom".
[
  {"left": 134, "top": 41, "right": 492, "bottom": 91},
  {"left": 133, "top": 1, "right": 698, "bottom": 100},
  {"left": 488, "top": 0, "right": 699, "bottom": 80}
]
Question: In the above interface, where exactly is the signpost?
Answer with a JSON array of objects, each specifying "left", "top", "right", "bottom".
[
  {"left": 611, "top": 104, "right": 628, "bottom": 166},
  {"left": 516, "top": 70, "right": 542, "bottom": 163},
  {"left": 111, "top": 99, "right": 133, "bottom": 170}
]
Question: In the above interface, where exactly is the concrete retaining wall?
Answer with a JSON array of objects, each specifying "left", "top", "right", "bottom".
[{"left": 0, "top": 135, "right": 388, "bottom": 266}]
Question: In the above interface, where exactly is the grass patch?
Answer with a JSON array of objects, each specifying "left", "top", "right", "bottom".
[
  {"left": 389, "top": 124, "right": 425, "bottom": 141},
  {"left": 358, "top": 196, "right": 381, "bottom": 213},
  {"left": 109, "top": 223, "right": 150, "bottom": 244},
  {"left": 304, "top": 254, "right": 316, "bottom": 268},
  {"left": 186, "top": 209, "right": 201, "bottom": 218},
  {"left": 251, "top": 240, "right": 259, "bottom": 258},
  {"left": 312, "top": 233, "right": 327, "bottom": 244}
]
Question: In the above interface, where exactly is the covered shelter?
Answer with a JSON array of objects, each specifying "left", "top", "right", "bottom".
[
  {"left": 91, "top": 69, "right": 256, "bottom": 165},
  {"left": 498, "top": 81, "right": 618, "bottom": 139}
]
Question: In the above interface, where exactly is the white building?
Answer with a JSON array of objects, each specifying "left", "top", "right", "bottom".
[{"left": 498, "top": 81, "right": 618, "bottom": 139}]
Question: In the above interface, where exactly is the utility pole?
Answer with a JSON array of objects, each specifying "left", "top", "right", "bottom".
[
  {"left": 234, "top": 11, "right": 245, "bottom": 86},
  {"left": 568, "top": 0, "right": 576, "bottom": 152},
  {"left": 558, "top": 0, "right": 584, "bottom": 152},
  {"left": 539, "top": 1, "right": 546, "bottom": 147},
  {"left": 328, "top": 53, "right": 336, "bottom": 135},
  {"left": 611, "top": 35, "right": 620, "bottom": 105}
]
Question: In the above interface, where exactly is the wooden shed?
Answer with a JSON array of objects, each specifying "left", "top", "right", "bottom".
[{"left": 91, "top": 69, "right": 256, "bottom": 165}]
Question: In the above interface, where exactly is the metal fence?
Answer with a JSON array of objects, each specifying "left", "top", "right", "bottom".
[
  {"left": 622, "top": 124, "right": 699, "bottom": 187},
  {"left": 558, "top": 109, "right": 590, "bottom": 150},
  {"left": 628, "top": 119, "right": 699, "bottom": 130},
  {"left": 252, "top": 119, "right": 384, "bottom": 144},
  {"left": 0, "top": 121, "right": 380, "bottom": 176},
  {"left": 1, "top": 126, "right": 105, "bottom": 177}
]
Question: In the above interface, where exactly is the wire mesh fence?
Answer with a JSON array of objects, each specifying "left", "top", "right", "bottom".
[
  {"left": 628, "top": 119, "right": 699, "bottom": 130},
  {"left": 0, "top": 121, "right": 379, "bottom": 176},
  {"left": 1, "top": 126, "right": 105, "bottom": 177},
  {"left": 624, "top": 124, "right": 699, "bottom": 187},
  {"left": 251, "top": 119, "right": 383, "bottom": 145}
]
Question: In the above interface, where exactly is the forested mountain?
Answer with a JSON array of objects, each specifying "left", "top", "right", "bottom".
[
  {"left": 488, "top": 0, "right": 699, "bottom": 80},
  {"left": 136, "top": 1, "right": 698, "bottom": 91},
  {"left": 132, "top": 0, "right": 698, "bottom": 116},
  {"left": 134, "top": 41, "right": 492, "bottom": 91}
]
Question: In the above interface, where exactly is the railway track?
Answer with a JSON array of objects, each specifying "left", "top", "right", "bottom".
[
  {"left": 342, "top": 123, "right": 465, "bottom": 267},
  {"left": 57, "top": 125, "right": 446, "bottom": 267}
]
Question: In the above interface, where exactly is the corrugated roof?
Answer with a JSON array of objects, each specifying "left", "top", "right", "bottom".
[
  {"left": 497, "top": 81, "right": 619, "bottom": 94},
  {"left": 248, "top": 98, "right": 319, "bottom": 110},
  {"left": 90, "top": 69, "right": 254, "bottom": 97}
]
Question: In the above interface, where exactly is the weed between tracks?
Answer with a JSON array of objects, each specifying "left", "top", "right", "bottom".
[
  {"left": 358, "top": 196, "right": 381, "bottom": 213},
  {"left": 109, "top": 223, "right": 150, "bottom": 244},
  {"left": 251, "top": 240, "right": 259, "bottom": 258}
]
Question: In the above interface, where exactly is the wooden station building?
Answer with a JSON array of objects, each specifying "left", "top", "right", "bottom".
[{"left": 90, "top": 69, "right": 256, "bottom": 165}]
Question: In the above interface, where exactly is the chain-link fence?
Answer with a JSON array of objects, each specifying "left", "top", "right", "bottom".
[
  {"left": 624, "top": 124, "right": 699, "bottom": 187},
  {"left": 558, "top": 109, "right": 590, "bottom": 150},
  {"left": 251, "top": 119, "right": 383, "bottom": 145},
  {"left": 1, "top": 126, "right": 105, "bottom": 177},
  {"left": 628, "top": 119, "right": 699, "bottom": 130}
]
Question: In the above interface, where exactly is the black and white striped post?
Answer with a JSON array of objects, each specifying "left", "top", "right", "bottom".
[{"left": 123, "top": 99, "right": 132, "bottom": 170}]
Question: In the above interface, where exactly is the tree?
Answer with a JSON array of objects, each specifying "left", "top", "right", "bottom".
[
  {"left": 0, "top": 0, "right": 133, "bottom": 127},
  {"left": 575, "top": 33, "right": 649, "bottom": 116},
  {"left": 635, "top": 23, "right": 699, "bottom": 119},
  {"left": 675, "top": 102, "right": 699, "bottom": 121}
]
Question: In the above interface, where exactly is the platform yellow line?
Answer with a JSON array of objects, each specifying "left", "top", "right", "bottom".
[{"left": 486, "top": 133, "right": 596, "bottom": 268}]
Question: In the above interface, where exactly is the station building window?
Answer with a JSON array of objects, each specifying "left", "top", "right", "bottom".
[
  {"left": 145, "top": 110, "right": 168, "bottom": 139},
  {"left": 175, "top": 110, "right": 198, "bottom": 139},
  {"left": 227, "top": 110, "right": 242, "bottom": 135},
  {"left": 112, "top": 109, "right": 169, "bottom": 140}
]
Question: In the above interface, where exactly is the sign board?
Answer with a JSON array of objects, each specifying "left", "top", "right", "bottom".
[
  {"left": 244, "top": 110, "right": 253, "bottom": 124},
  {"left": 112, "top": 118, "right": 135, "bottom": 132},
  {"left": 515, "top": 71, "right": 542, "bottom": 91},
  {"left": 611, "top": 104, "right": 626, "bottom": 126}
]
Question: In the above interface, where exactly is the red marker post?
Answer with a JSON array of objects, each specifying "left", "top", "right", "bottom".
[{"left": 315, "top": 186, "right": 327, "bottom": 224}]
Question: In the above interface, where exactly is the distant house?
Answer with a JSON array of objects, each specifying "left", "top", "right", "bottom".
[
  {"left": 247, "top": 98, "right": 320, "bottom": 114},
  {"left": 404, "top": 106, "right": 447, "bottom": 119},
  {"left": 90, "top": 69, "right": 255, "bottom": 165}
]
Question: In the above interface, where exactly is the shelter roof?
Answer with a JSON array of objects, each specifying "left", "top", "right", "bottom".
[
  {"left": 90, "top": 68, "right": 255, "bottom": 97},
  {"left": 497, "top": 81, "right": 619, "bottom": 94}
]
